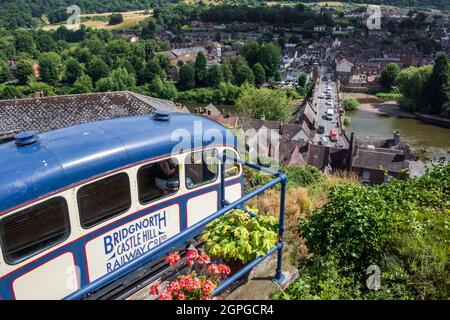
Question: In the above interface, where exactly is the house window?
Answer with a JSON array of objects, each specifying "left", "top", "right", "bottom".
[
  {"left": 138, "top": 158, "right": 179, "bottom": 204},
  {"left": 362, "top": 170, "right": 371, "bottom": 183},
  {"left": 0, "top": 197, "right": 70, "bottom": 264},
  {"left": 77, "top": 173, "right": 131, "bottom": 228},
  {"left": 185, "top": 149, "right": 218, "bottom": 189}
]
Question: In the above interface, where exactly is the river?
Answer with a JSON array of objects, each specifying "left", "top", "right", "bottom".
[{"left": 347, "top": 108, "right": 450, "bottom": 160}]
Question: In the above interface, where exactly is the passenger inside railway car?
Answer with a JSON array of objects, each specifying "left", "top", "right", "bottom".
[{"left": 138, "top": 158, "right": 180, "bottom": 203}]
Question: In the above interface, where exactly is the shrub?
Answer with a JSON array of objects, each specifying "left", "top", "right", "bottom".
[
  {"left": 342, "top": 97, "right": 359, "bottom": 111},
  {"left": 288, "top": 163, "right": 450, "bottom": 300},
  {"left": 343, "top": 116, "right": 351, "bottom": 126},
  {"left": 376, "top": 92, "right": 403, "bottom": 101},
  {"left": 201, "top": 207, "right": 278, "bottom": 263}
]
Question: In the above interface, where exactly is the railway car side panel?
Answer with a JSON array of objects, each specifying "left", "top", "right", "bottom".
[{"left": 84, "top": 203, "right": 181, "bottom": 282}]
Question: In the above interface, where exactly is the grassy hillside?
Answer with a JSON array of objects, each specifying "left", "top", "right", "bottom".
[{"left": 42, "top": 10, "right": 152, "bottom": 31}]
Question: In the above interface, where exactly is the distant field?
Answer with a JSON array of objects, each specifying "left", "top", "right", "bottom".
[
  {"left": 42, "top": 10, "right": 152, "bottom": 31},
  {"left": 317, "top": 1, "right": 343, "bottom": 6}
]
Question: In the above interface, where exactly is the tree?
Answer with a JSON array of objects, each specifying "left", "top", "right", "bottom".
[
  {"left": 155, "top": 54, "right": 171, "bottom": 72},
  {"left": 72, "top": 74, "right": 93, "bottom": 94},
  {"left": 109, "top": 14, "right": 124, "bottom": 25},
  {"left": 143, "top": 58, "right": 163, "bottom": 84},
  {"left": 194, "top": 52, "right": 208, "bottom": 87},
  {"left": 256, "top": 43, "right": 281, "bottom": 78},
  {"left": 342, "top": 97, "right": 360, "bottom": 111},
  {"left": 206, "top": 65, "right": 224, "bottom": 88},
  {"left": 379, "top": 63, "right": 400, "bottom": 91},
  {"left": 253, "top": 63, "right": 266, "bottom": 87},
  {"left": 149, "top": 76, "right": 178, "bottom": 100},
  {"left": 236, "top": 87, "right": 292, "bottom": 122},
  {"left": 14, "top": 29, "right": 35, "bottom": 53},
  {"left": 288, "top": 34, "right": 301, "bottom": 44},
  {"left": 221, "top": 62, "right": 233, "bottom": 83},
  {"left": 0, "top": 86, "right": 23, "bottom": 99},
  {"left": 0, "top": 61, "right": 12, "bottom": 84},
  {"left": 64, "top": 59, "right": 82, "bottom": 84},
  {"left": 178, "top": 63, "right": 195, "bottom": 90},
  {"left": 38, "top": 52, "right": 61, "bottom": 85},
  {"left": 86, "top": 57, "right": 109, "bottom": 82},
  {"left": 395, "top": 65, "right": 432, "bottom": 112},
  {"left": 235, "top": 65, "right": 254, "bottom": 86},
  {"left": 141, "top": 19, "right": 157, "bottom": 39},
  {"left": 36, "top": 32, "right": 56, "bottom": 52},
  {"left": 96, "top": 67, "right": 136, "bottom": 92},
  {"left": 14, "top": 59, "right": 34, "bottom": 84},
  {"left": 422, "top": 53, "right": 449, "bottom": 115},
  {"left": 298, "top": 72, "right": 308, "bottom": 88},
  {"left": 240, "top": 41, "right": 260, "bottom": 66},
  {"left": 274, "top": 70, "right": 282, "bottom": 82}
]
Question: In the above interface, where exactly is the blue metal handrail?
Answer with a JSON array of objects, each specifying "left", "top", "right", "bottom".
[{"left": 65, "top": 153, "right": 286, "bottom": 300}]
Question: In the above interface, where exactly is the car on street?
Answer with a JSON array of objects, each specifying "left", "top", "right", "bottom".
[
  {"left": 317, "top": 125, "right": 325, "bottom": 134},
  {"left": 320, "top": 136, "right": 331, "bottom": 146},
  {"left": 329, "top": 129, "right": 339, "bottom": 142}
]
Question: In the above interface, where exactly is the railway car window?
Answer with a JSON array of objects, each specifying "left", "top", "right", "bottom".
[
  {"left": 0, "top": 197, "right": 70, "bottom": 265},
  {"left": 138, "top": 158, "right": 180, "bottom": 204},
  {"left": 78, "top": 173, "right": 131, "bottom": 228},
  {"left": 223, "top": 150, "right": 241, "bottom": 178},
  {"left": 185, "top": 149, "right": 218, "bottom": 189}
]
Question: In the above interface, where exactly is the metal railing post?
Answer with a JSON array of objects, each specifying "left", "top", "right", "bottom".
[
  {"left": 274, "top": 173, "right": 287, "bottom": 283},
  {"left": 220, "top": 151, "right": 226, "bottom": 208}
]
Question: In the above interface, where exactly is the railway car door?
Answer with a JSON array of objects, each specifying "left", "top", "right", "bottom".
[{"left": 185, "top": 149, "right": 219, "bottom": 228}]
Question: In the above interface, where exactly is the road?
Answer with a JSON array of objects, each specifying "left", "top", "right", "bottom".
[{"left": 312, "top": 65, "right": 347, "bottom": 148}]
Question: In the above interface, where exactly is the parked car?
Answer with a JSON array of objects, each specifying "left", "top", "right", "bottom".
[
  {"left": 329, "top": 129, "right": 339, "bottom": 142},
  {"left": 317, "top": 125, "right": 325, "bottom": 134},
  {"left": 321, "top": 136, "right": 331, "bottom": 146}
]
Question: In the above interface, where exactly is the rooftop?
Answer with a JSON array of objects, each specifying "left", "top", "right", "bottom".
[{"left": 0, "top": 91, "right": 180, "bottom": 135}]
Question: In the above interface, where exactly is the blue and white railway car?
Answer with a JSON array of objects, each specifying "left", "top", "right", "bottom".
[{"left": 0, "top": 112, "right": 243, "bottom": 300}]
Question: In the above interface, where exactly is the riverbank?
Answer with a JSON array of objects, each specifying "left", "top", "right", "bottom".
[
  {"left": 358, "top": 101, "right": 416, "bottom": 119},
  {"left": 341, "top": 93, "right": 450, "bottom": 126}
]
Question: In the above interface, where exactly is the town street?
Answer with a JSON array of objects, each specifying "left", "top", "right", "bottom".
[{"left": 312, "top": 65, "right": 347, "bottom": 148}]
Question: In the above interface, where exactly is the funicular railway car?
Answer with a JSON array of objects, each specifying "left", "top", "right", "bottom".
[{"left": 0, "top": 112, "right": 244, "bottom": 299}]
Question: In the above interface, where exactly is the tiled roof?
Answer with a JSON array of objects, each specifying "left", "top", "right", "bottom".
[
  {"left": 0, "top": 91, "right": 179, "bottom": 135},
  {"left": 352, "top": 149, "right": 409, "bottom": 173}
]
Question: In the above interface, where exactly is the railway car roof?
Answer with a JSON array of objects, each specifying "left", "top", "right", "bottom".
[{"left": 0, "top": 113, "right": 234, "bottom": 214}]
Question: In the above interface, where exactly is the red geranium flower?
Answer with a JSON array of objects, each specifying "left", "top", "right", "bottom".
[
  {"left": 168, "top": 280, "right": 181, "bottom": 292},
  {"left": 166, "top": 252, "right": 181, "bottom": 266},
  {"left": 202, "top": 279, "right": 215, "bottom": 295},
  {"left": 200, "top": 295, "right": 212, "bottom": 300},
  {"left": 207, "top": 263, "right": 220, "bottom": 274},
  {"left": 158, "top": 290, "right": 172, "bottom": 300},
  {"left": 217, "top": 264, "right": 231, "bottom": 275},
  {"left": 149, "top": 283, "right": 161, "bottom": 295},
  {"left": 198, "top": 253, "right": 211, "bottom": 265},
  {"left": 177, "top": 292, "right": 186, "bottom": 300},
  {"left": 186, "top": 249, "right": 198, "bottom": 260}
]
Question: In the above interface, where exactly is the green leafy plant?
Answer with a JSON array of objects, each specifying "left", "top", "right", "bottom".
[
  {"left": 285, "top": 162, "right": 450, "bottom": 300},
  {"left": 201, "top": 207, "right": 278, "bottom": 264}
]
